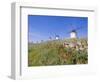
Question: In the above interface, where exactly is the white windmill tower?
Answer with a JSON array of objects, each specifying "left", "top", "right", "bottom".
[
  {"left": 55, "top": 35, "right": 60, "bottom": 40},
  {"left": 70, "top": 30, "right": 77, "bottom": 38},
  {"left": 67, "top": 24, "right": 80, "bottom": 39}
]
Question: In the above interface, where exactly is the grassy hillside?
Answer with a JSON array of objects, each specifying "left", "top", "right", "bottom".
[{"left": 28, "top": 38, "right": 88, "bottom": 66}]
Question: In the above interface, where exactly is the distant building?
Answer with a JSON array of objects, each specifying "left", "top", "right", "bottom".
[{"left": 70, "top": 30, "right": 77, "bottom": 38}]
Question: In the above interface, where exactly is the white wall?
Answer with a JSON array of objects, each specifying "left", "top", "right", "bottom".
[{"left": 0, "top": 0, "right": 100, "bottom": 81}]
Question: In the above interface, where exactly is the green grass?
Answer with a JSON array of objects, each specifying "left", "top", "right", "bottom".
[{"left": 28, "top": 38, "right": 88, "bottom": 66}]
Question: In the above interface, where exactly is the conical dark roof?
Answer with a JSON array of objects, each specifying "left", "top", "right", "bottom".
[{"left": 71, "top": 30, "right": 76, "bottom": 33}]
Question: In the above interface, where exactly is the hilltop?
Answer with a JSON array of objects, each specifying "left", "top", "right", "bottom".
[{"left": 28, "top": 38, "right": 88, "bottom": 66}]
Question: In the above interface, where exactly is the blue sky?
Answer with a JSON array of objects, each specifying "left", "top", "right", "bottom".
[{"left": 28, "top": 15, "right": 88, "bottom": 43}]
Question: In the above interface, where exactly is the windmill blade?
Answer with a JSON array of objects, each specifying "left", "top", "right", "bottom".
[
  {"left": 66, "top": 26, "right": 85, "bottom": 36},
  {"left": 66, "top": 29, "right": 76, "bottom": 34},
  {"left": 66, "top": 24, "right": 76, "bottom": 33},
  {"left": 74, "top": 26, "right": 84, "bottom": 31}
]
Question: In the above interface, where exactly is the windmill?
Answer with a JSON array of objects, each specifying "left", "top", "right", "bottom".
[
  {"left": 66, "top": 24, "right": 84, "bottom": 39},
  {"left": 70, "top": 30, "right": 77, "bottom": 38},
  {"left": 49, "top": 36, "right": 52, "bottom": 40},
  {"left": 55, "top": 34, "right": 60, "bottom": 40}
]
